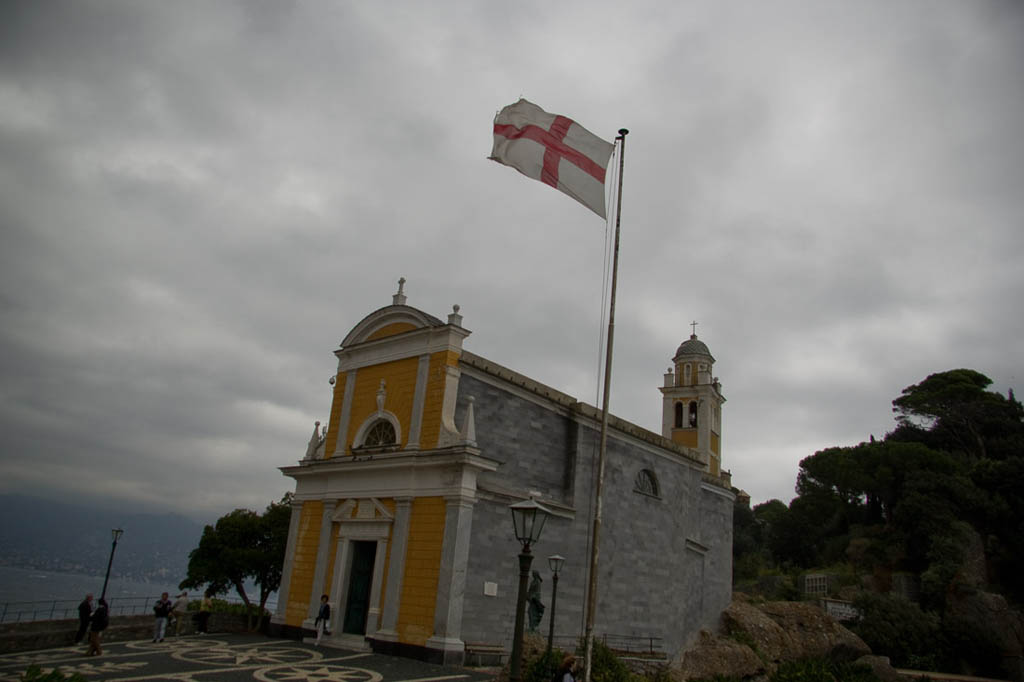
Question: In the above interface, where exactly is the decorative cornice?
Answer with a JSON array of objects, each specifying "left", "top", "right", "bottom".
[
  {"left": 282, "top": 445, "right": 495, "bottom": 478},
  {"left": 336, "top": 322, "right": 471, "bottom": 371}
]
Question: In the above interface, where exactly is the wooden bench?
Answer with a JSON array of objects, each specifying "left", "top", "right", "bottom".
[{"left": 464, "top": 642, "right": 507, "bottom": 667}]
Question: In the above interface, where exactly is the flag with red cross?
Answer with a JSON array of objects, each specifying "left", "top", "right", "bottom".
[{"left": 490, "top": 99, "right": 614, "bottom": 218}]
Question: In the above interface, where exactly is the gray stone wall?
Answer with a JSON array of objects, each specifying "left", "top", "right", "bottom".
[
  {"left": 455, "top": 373, "right": 574, "bottom": 502},
  {"left": 455, "top": 371, "right": 733, "bottom": 658}
]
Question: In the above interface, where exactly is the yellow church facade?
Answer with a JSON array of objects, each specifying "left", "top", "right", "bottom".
[{"left": 272, "top": 282, "right": 734, "bottom": 664}]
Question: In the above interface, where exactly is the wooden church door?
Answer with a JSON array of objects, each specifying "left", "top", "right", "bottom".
[{"left": 343, "top": 541, "right": 376, "bottom": 635}]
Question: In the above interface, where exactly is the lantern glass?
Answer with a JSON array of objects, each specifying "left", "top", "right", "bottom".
[
  {"left": 112, "top": 528, "right": 124, "bottom": 542},
  {"left": 548, "top": 554, "right": 565, "bottom": 574},
  {"left": 509, "top": 499, "right": 553, "bottom": 548}
]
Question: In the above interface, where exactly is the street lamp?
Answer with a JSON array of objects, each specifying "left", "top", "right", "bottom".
[
  {"left": 546, "top": 554, "right": 565, "bottom": 653},
  {"left": 100, "top": 528, "right": 124, "bottom": 602},
  {"left": 509, "top": 499, "right": 552, "bottom": 682}
]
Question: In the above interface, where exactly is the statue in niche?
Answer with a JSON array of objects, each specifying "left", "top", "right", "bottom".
[{"left": 527, "top": 570, "right": 545, "bottom": 631}]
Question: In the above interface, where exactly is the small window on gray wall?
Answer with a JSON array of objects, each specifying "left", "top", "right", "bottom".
[{"left": 634, "top": 469, "right": 660, "bottom": 498}]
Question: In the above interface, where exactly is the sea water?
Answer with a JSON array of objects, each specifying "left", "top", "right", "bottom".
[{"left": 0, "top": 566, "right": 275, "bottom": 622}]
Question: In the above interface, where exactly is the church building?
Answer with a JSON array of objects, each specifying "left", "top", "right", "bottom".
[{"left": 271, "top": 281, "right": 734, "bottom": 664}]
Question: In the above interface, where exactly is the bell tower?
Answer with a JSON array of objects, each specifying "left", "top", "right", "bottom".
[{"left": 660, "top": 323, "right": 725, "bottom": 475}]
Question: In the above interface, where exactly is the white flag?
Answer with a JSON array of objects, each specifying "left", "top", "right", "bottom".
[{"left": 490, "top": 99, "right": 614, "bottom": 218}]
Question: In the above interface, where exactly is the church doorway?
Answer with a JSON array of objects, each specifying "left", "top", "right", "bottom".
[{"left": 343, "top": 540, "right": 376, "bottom": 635}]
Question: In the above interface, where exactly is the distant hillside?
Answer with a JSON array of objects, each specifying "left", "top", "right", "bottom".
[{"left": 0, "top": 494, "right": 204, "bottom": 583}]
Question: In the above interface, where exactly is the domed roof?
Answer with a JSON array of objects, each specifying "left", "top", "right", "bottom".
[{"left": 674, "top": 334, "right": 714, "bottom": 361}]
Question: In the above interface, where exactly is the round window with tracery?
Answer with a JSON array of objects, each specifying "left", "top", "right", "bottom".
[
  {"left": 363, "top": 419, "right": 396, "bottom": 447},
  {"left": 634, "top": 469, "right": 660, "bottom": 498}
]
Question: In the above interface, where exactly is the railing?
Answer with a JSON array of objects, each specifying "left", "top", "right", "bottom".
[
  {"left": 0, "top": 594, "right": 277, "bottom": 624},
  {"left": 599, "top": 633, "right": 664, "bottom": 656},
  {"left": 547, "top": 633, "right": 664, "bottom": 657}
]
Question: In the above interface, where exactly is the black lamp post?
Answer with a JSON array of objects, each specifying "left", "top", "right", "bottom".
[
  {"left": 100, "top": 528, "right": 124, "bottom": 601},
  {"left": 509, "top": 499, "right": 552, "bottom": 682},
  {"left": 546, "top": 554, "right": 564, "bottom": 653}
]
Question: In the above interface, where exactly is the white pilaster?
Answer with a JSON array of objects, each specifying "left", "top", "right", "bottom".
[
  {"left": 426, "top": 496, "right": 475, "bottom": 657},
  {"left": 307, "top": 500, "right": 337, "bottom": 620},
  {"left": 405, "top": 355, "right": 431, "bottom": 450}
]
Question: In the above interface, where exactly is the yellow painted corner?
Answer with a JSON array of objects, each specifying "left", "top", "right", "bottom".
[
  {"left": 344, "top": 357, "right": 420, "bottom": 453},
  {"left": 323, "top": 374, "right": 347, "bottom": 459},
  {"left": 284, "top": 501, "right": 324, "bottom": 627},
  {"left": 396, "top": 497, "right": 446, "bottom": 646}
]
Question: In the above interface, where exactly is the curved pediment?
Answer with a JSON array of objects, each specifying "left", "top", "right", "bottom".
[{"left": 341, "top": 305, "right": 445, "bottom": 348}]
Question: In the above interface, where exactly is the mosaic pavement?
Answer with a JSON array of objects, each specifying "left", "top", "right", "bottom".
[{"left": 0, "top": 634, "right": 497, "bottom": 682}]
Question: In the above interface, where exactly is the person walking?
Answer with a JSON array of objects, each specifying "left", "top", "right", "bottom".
[
  {"left": 170, "top": 591, "right": 189, "bottom": 636},
  {"left": 85, "top": 598, "right": 109, "bottom": 656},
  {"left": 153, "top": 592, "right": 172, "bottom": 642},
  {"left": 196, "top": 591, "right": 212, "bottom": 634},
  {"left": 314, "top": 594, "right": 330, "bottom": 645},
  {"left": 74, "top": 593, "right": 93, "bottom": 644},
  {"left": 556, "top": 655, "right": 577, "bottom": 682}
]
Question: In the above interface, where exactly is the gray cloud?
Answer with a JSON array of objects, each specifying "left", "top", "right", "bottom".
[{"left": 0, "top": 0, "right": 1021, "bottom": 521}]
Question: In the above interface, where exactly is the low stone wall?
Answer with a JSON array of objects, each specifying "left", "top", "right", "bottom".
[{"left": 0, "top": 613, "right": 261, "bottom": 654}]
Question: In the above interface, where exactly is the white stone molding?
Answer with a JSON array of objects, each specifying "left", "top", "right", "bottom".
[
  {"left": 332, "top": 369, "right": 357, "bottom": 457},
  {"left": 447, "top": 304, "right": 463, "bottom": 327},
  {"left": 392, "top": 277, "right": 407, "bottom": 306},
  {"left": 323, "top": 497, "right": 395, "bottom": 637},
  {"left": 460, "top": 397, "right": 476, "bottom": 446},
  {"left": 427, "top": 497, "right": 476, "bottom": 658},
  {"left": 282, "top": 448, "right": 499, "bottom": 505},
  {"left": 405, "top": 354, "right": 431, "bottom": 450},
  {"left": 306, "top": 500, "right": 337, "bottom": 620},
  {"left": 700, "top": 481, "right": 737, "bottom": 501},
  {"left": 437, "top": 365, "right": 462, "bottom": 447},
  {"left": 351, "top": 410, "right": 402, "bottom": 449},
  {"left": 272, "top": 500, "right": 304, "bottom": 624},
  {"left": 337, "top": 320, "right": 471, "bottom": 372}
]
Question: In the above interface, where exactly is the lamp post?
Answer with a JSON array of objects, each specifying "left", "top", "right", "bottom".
[
  {"left": 509, "top": 499, "right": 552, "bottom": 682},
  {"left": 100, "top": 528, "right": 124, "bottom": 602},
  {"left": 546, "top": 554, "right": 564, "bottom": 653}
]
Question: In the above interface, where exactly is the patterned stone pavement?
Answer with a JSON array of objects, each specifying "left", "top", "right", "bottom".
[{"left": 0, "top": 634, "right": 499, "bottom": 682}]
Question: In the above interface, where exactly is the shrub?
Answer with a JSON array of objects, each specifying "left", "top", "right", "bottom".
[
  {"left": 771, "top": 659, "right": 879, "bottom": 682},
  {"left": 523, "top": 648, "right": 564, "bottom": 682},
  {"left": 850, "top": 592, "right": 938, "bottom": 668},
  {"left": 587, "top": 638, "right": 634, "bottom": 682},
  {"left": 938, "top": 615, "right": 1005, "bottom": 679}
]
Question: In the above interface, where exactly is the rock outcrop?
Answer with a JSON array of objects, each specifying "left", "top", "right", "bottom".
[{"left": 673, "top": 597, "right": 871, "bottom": 680}]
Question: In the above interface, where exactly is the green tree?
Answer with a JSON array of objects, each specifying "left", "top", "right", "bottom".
[
  {"left": 181, "top": 493, "right": 292, "bottom": 629},
  {"left": 892, "top": 369, "right": 1019, "bottom": 459}
]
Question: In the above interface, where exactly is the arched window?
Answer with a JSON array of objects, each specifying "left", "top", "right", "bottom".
[
  {"left": 684, "top": 364, "right": 692, "bottom": 386},
  {"left": 674, "top": 402, "right": 684, "bottom": 428},
  {"left": 634, "top": 469, "right": 660, "bottom": 498},
  {"left": 688, "top": 401, "right": 698, "bottom": 427},
  {"left": 362, "top": 419, "right": 396, "bottom": 447}
]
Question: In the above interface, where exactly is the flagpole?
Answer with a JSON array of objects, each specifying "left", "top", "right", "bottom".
[{"left": 583, "top": 128, "right": 628, "bottom": 682}]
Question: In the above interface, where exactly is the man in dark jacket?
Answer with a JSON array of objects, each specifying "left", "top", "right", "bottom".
[
  {"left": 153, "top": 592, "right": 172, "bottom": 642},
  {"left": 85, "top": 598, "right": 109, "bottom": 656},
  {"left": 75, "top": 594, "right": 93, "bottom": 644}
]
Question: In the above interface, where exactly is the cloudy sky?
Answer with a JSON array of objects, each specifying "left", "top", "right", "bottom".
[{"left": 1, "top": 1, "right": 1022, "bottom": 523}]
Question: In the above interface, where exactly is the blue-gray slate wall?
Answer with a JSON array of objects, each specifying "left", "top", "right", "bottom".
[{"left": 454, "top": 367, "right": 733, "bottom": 659}]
